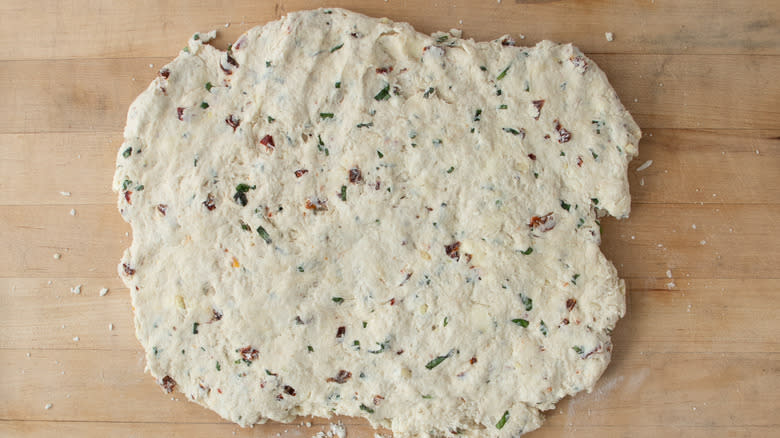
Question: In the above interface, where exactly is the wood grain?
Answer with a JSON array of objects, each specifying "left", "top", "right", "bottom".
[{"left": 1, "top": 0, "right": 779, "bottom": 436}]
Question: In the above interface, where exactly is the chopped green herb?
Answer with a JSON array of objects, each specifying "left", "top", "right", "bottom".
[
  {"left": 474, "top": 109, "right": 482, "bottom": 122},
  {"left": 267, "top": 115, "right": 275, "bottom": 123},
  {"left": 560, "top": 151, "right": 566, "bottom": 156},
  {"left": 533, "top": 172, "right": 539, "bottom": 178},
  {"left": 216, "top": 361, "right": 221, "bottom": 371},
  {"left": 182, "top": 46, "right": 189, "bottom": 53},
  {"left": 330, "top": 43, "right": 344, "bottom": 53},
  {"left": 425, "top": 352, "right": 452, "bottom": 370},
  {"left": 422, "top": 394, "right": 433, "bottom": 399},
  {"left": 523, "top": 80, "right": 530, "bottom": 92},
  {"left": 503, "top": 127, "right": 521, "bottom": 136},
  {"left": 240, "top": 220, "right": 251, "bottom": 231},
  {"left": 498, "top": 104, "right": 508, "bottom": 110},
  {"left": 591, "top": 198, "right": 599, "bottom": 205},
  {"left": 377, "top": 150, "right": 384, "bottom": 158},
  {"left": 193, "top": 322, "right": 199, "bottom": 334},
  {"left": 572, "top": 273, "right": 580, "bottom": 285},
  {"left": 521, "top": 247, "right": 533, "bottom": 255},
  {"left": 496, "top": 410, "right": 510, "bottom": 430},
  {"left": 374, "top": 83, "right": 391, "bottom": 101},
  {"left": 317, "top": 134, "right": 330, "bottom": 155},
  {"left": 480, "top": 65, "right": 487, "bottom": 71},
  {"left": 577, "top": 217, "right": 585, "bottom": 228},
  {"left": 122, "top": 147, "right": 132, "bottom": 158},
  {"left": 193, "top": 33, "right": 200, "bottom": 40},
  {"left": 446, "top": 166, "right": 455, "bottom": 174},
  {"left": 436, "top": 34, "right": 449, "bottom": 43},
  {"left": 200, "top": 101, "right": 209, "bottom": 109},
  {"left": 265, "top": 60, "right": 271, "bottom": 67},
  {"left": 497, "top": 65, "right": 510, "bottom": 81},
  {"left": 592, "top": 151, "right": 599, "bottom": 160},
  {"left": 423, "top": 87, "right": 435, "bottom": 98},
  {"left": 573, "top": 345, "right": 584, "bottom": 355},
  {"left": 256, "top": 226, "right": 272, "bottom": 244},
  {"left": 332, "top": 297, "right": 344, "bottom": 304},
  {"left": 520, "top": 294, "right": 533, "bottom": 311},
  {"left": 335, "top": 81, "right": 341, "bottom": 88},
  {"left": 512, "top": 318, "right": 529, "bottom": 328},
  {"left": 359, "top": 403, "right": 375, "bottom": 413},
  {"left": 362, "top": 321, "right": 367, "bottom": 328},
  {"left": 205, "top": 82, "right": 213, "bottom": 92},
  {"left": 561, "top": 200, "right": 571, "bottom": 211},
  {"left": 320, "top": 112, "right": 334, "bottom": 119},
  {"left": 540, "top": 320, "right": 548, "bottom": 336},
  {"left": 356, "top": 122, "right": 374, "bottom": 128},
  {"left": 340, "top": 185, "right": 347, "bottom": 201},
  {"left": 122, "top": 179, "right": 132, "bottom": 191},
  {"left": 353, "top": 340, "right": 360, "bottom": 348},
  {"left": 307, "top": 345, "right": 314, "bottom": 352},
  {"left": 135, "top": 185, "right": 144, "bottom": 191},
  {"left": 433, "top": 139, "right": 443, "bottom": 147},
  {"left": 236, "top": 183, "right": 255, "bottom": 193},
  {"left": 443, "top": 316, "right": 449, "bottom": 327}
]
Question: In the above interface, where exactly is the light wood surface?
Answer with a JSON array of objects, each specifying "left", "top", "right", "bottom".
[{"left": 1, "top": 0, "right": 778, "bottom": 437}]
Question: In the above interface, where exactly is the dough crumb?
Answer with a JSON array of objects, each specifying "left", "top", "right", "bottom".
[
  {"left": 636, "top": 160, "right": 653, "bottom": 171},
  {"left": 666, "top": 270, "right": 672, "bottom": 278},
  {"left": 109, "top": 323, "right": 114, "bottom": 331},
  {"left": 72, "top": 336, "right": 80, "bottom": 342},
  {"left": 70, "top": 285, "right": 82, "bottom": 294},
  {"left": 70, "top": 208, "right": 77, "bottom": 216},
  {"left": 99, "top": 287, "right": 109, "bottom": 297},
  {"left": 666, "top": 282, "right": 676, "bottom": 290},
  {"left": 700, "top": 240, "right": 707, "bottom": 245},
  {"left": 225, "top": 23, "right": 230, "bottom": 28},
  {"left": 691, "top": 224, "right": 696, "bottom": 230},
  {"left": 605, "top": 32, "right": 614, "bottom": 42},
  {"left": 44, "top": 403, "right": 53, "bottom": 410},
  {"left": 53, "top": 253, "right": 62, "bottom": 260},
  {"left": 26, "top": 352, "right": 31, "bottom": 357}
]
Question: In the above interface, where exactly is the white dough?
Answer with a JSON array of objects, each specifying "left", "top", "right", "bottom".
[{"left": 114, "top": 8, "right": 639, "bottom": 437}]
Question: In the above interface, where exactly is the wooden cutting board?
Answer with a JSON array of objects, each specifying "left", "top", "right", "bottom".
[{"left": 1, "top": 1, "right": 778, "bottom": 436}]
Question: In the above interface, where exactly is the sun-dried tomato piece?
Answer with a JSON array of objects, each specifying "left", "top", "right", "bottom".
[
  {"left": 349, "top": 167, "right": 363, "bottom": 184},
  {"left": 124, "top": 191, "right": 132, "bottom": 204},
  {"left": 529, "top": 212, "right": 556, "bottom": 232},
  {"left": 283, "top": 385, "right": 296, "bottom": 396},
  {"left": 375, "top": 179, "right": 381, "bottom": 190},
  {"left": 158, "top": 68, "right": 170, "bottom": 79},
  {"left": 554, "top": 119, "right": 571, "bottom": 143},
  {"left": 576, "top": 156, "right": 583, "bottom": 167},
  {"left": 259, "top": 134, "right": 275, "bottom": 151},
  {"left": 532, "top": 100, "right": 545, "bottom": 120},
  {"left": 445, "top": 241, "right": 461, "bottom": 261},
  {"left": 203, "top": 193, "right": 216, "bottom": 210},
  {"left": 294, "top": 169, "right": 308, "bottom": 178},
  {"left": 336, "top": 326, "right": 346, "bottom": 338},
  {"left": 326, "top": 370, "right": 352, "bottom": 384},
  {"left": 177, "top": 107, "right": 185, "bottom": 121},
  {"left": 239, "top": 346, "right": 259, "bottom": 361},
  {"left": 528, "top": 153, "right": 537, "bottom": 160},
  {"left": 566, "top": 298, "right": 577, "bottom": 312},
  {"left": 501, "top": 36, "right": 516, "bottom": 46},
  {"left": 157, "top": 204, "right": 167, "bottom": 216},
  {"left": 226, "top": 115, "right": 240, "bottom": 131},
  {"left": 305, "top": 198, "right": 328, "bottom": 211},
  {"left": 160, "top": 376, "right": 176, "bottom": 393},
  {"left": 212, "top": 309, "right": 223, "bottom": 321},
  {"left": 470, "top": 356, "right": 478, "bottom": 365},
  {"left": 123, "top": 263, "right": 136, "bottom": 276},
  {"left": 373, "top": 395, "right": 385, "bottom": 405},
  {"left": 221, "top": 54, "right": 239, "bottom": 74},
  {"left": 375, "top": 66, "right": 393, "bottom": 74}
]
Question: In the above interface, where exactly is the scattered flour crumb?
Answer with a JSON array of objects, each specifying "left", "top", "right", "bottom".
[
  {"left": 225, "top": 23, "right": 230, "bottom": 28},
  {"left": 72, "top": 336, "right": 79, "bottom": 342},
  {"left": 26, "top": 352, "right": 31, "bottom": 357},
  {"left": 666, "top": 282, "right": 676, "bottom": 290},
  {"left": 44, "top": 403, "right": 53, "bottom": 410},
  {"left": 70, "top": 208, "right": 76, "bottom": 216},
  {"left": 605, "top": 32, "right": 614, "bottom": 41},
  {"left": 630, "top": 235, "right": 635, "bottom": 240},
  {"left": 666, "top": 270, "right": 672, "bottom": 278},
  {"left": 149, "top": 63, "right": 154, "bottom": 68},
  {"left": 687, "top": 304, "right": 692, "bottom": 312},
  {"left": 459, "top": 19, "right": 463, "bottom": 25},
  {"left": 636, "top": 159, "right": 653, "bottom": 171},
  {"left": 639, "top": 177, "right": 644, "bottom": 186},
  {"left": 53, "top": 253, "right": 62, "bottom": 260},
  {"left": 700, "top": 240, "right": 707, "bottom": 245},
  {"left": 109, "top": 323, "right": 114, "bottom": 331},
  {"left": 99, "top": 287, "right": 109, "bottom": 297},
  {"left": 331, "top": 422, "right": 346, "bottom": 438},
  {"left": 59, "top": 191, "right": 71, "bottom": 197},
  {"left": 755, "top": 149, "right": 760, "bottom": 155},
  {"left": 70, "top": 285, "right": 82, "bottom": 294},
  {"left": 306, "top": 421, "right": 312, "bottom": 427},
  {"left": 691, "top": 224, "right": 696, "bottom": 230}
]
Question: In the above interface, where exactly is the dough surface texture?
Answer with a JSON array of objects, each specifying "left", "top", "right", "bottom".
[{"left": 114, "top": 8, "right": 640, "bottom": 437}]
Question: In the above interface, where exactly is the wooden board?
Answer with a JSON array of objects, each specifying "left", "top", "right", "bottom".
[{"left": 1, "top": 0, "right": 778, "bottom": 436}]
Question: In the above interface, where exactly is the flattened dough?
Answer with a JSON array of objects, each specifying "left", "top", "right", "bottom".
[{"left": 114, "top": 8, "right": 640, "bottom": 437}]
